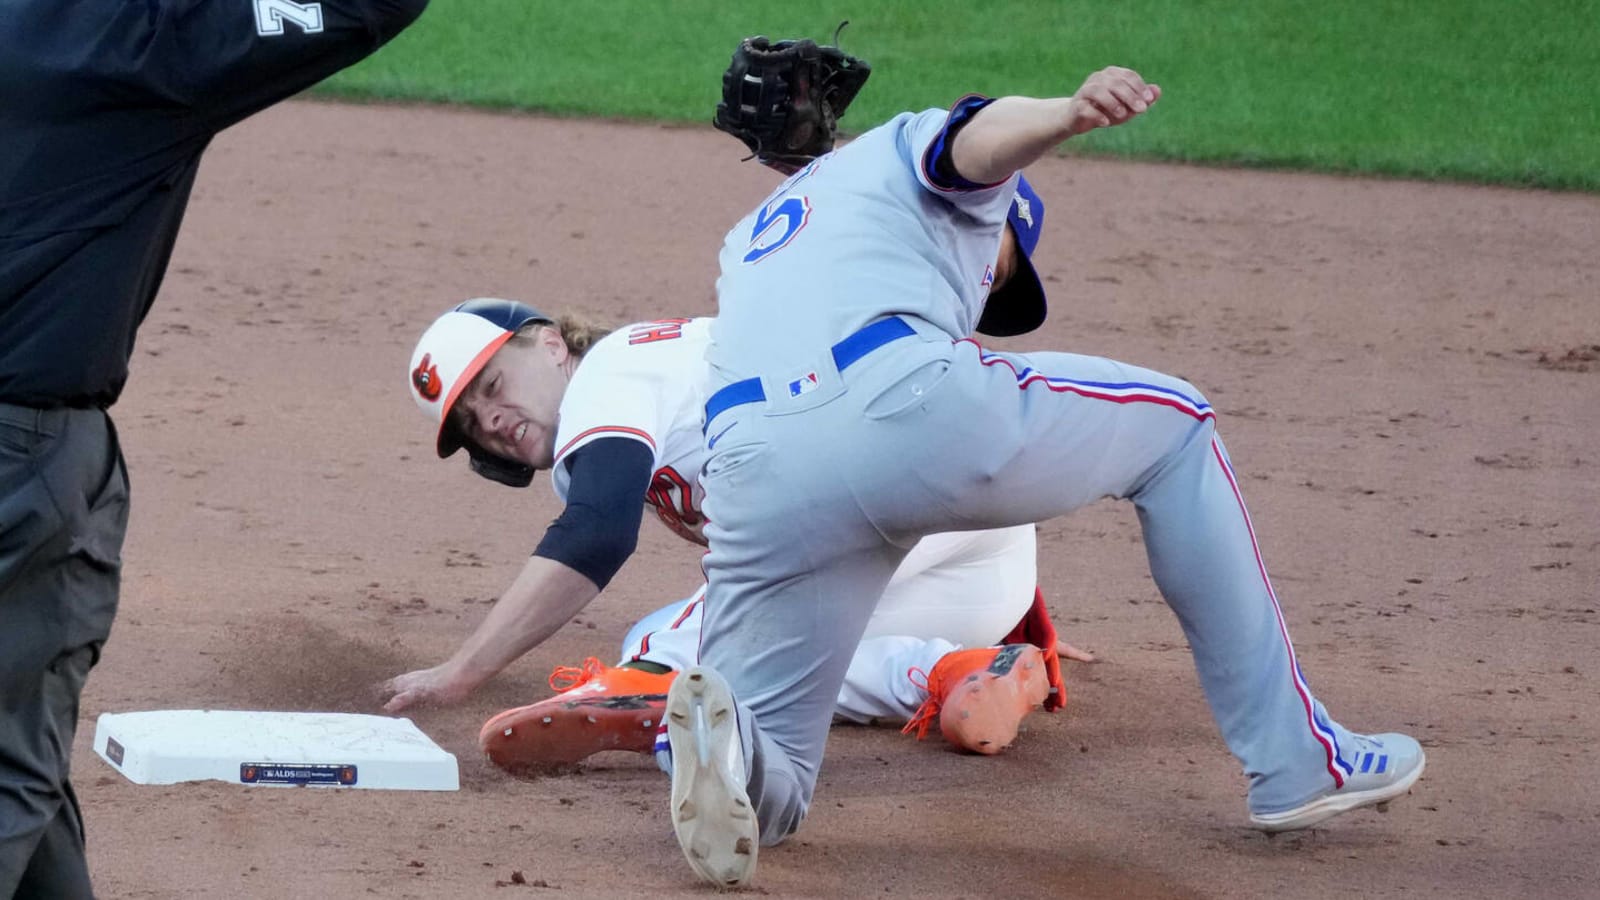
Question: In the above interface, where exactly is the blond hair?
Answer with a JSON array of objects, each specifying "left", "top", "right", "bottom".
[{"left": 511, "top": 312, "right": 613, "bottom": 359}]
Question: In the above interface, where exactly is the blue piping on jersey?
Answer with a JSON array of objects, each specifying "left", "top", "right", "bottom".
[{"left": 921, "top": 94, "right": 1009, "bottom": 193}]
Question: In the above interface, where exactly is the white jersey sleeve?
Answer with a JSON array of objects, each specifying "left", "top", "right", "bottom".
[{"left": 551, "top": 317, "right": 715, "bottom": 545}]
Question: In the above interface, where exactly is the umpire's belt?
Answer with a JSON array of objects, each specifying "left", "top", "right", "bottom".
[
  {"left": 703, "top": 316, "right": 917, "bottom": 427},
  {"left": 0, "top": 401, "right": 70, "bottom": 432}
]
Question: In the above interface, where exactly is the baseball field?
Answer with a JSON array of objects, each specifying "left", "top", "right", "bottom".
[{"left": 78, "top": 2, "right": 1598, "bottom": 897}]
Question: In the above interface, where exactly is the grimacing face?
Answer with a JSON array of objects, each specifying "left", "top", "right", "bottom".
[{"left": 450, "top": 327, "right": 571, "bottom": 470}]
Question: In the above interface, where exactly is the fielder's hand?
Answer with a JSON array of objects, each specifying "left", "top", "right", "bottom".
[
  {"left": 1063, "top": 66, "right": 1160, "bottom": 136},
  {"left": 380, "top": 664, "right": 475, "bottom": 712}
]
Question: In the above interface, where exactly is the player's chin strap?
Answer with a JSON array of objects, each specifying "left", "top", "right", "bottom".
[{"left": 468, "top": 445, "right": 535, "bottom": 488}]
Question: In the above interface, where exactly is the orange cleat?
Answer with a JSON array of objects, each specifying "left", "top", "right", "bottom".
[
  {"left": 478, "top": 658, "right": 675, "bottom": 775},
  {"left": 902, "top": 644, "right": 1050, "bottom": 755}
]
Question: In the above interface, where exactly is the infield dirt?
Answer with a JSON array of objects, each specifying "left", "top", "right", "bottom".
[{"left": 80, "top": 100, "right": 1599, "bottom": 898}]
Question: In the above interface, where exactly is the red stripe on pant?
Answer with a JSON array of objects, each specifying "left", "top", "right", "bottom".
[{"left": 1211, "top": 438, "right": 1344, "bottom": 787}]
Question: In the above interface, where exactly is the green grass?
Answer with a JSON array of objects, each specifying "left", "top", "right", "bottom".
[{"left": 320, "top": 0, "right": 1600, "bottom": 191}]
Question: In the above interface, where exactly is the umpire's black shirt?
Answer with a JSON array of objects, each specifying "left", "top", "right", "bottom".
[{"left": 0, "top": 0, "right": 428, "bottom": 409}]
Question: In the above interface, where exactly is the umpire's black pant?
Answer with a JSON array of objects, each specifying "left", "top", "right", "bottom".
[{"left": 0, "top": 403, "right": 126, "bottom": 900}]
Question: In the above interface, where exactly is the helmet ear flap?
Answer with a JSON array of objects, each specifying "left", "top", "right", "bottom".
[{"left": 467, "top": 445, "right": 535, "bottom": 488}]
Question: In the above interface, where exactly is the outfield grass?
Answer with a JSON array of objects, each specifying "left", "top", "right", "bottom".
[{"left": 321, "top": 0, "right": 1600, "bottom": 191}]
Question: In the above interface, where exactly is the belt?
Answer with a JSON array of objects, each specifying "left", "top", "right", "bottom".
[
  {"left": 704, "top": 316, "right": 917, "bottom": 426},
  {"left": 0, "top": 401, "right": 47, "bottom": 428},
  {"left": 0, "top": 400, "right": 100, "bottom": 433}
]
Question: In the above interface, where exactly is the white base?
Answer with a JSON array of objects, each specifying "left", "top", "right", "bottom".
[{"left": 93, "top": 710, "right": 459, "bottom": 791}]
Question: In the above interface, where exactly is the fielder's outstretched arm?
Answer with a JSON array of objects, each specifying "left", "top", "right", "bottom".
[{"left": 950, "top": 67, "right": 1160, "bottom": 185}]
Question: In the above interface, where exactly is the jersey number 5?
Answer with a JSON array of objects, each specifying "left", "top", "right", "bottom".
[{"left": 742, "top": 196, "right": 811, "bottom": 264}]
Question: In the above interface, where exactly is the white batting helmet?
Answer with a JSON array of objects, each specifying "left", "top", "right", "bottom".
[{"left": 408, "top": 298, "right": 552, "bottom": 458}]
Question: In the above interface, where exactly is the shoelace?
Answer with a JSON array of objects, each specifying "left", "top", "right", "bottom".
[
  {"left": 900, "top": 665, "right": 948, "bottom": 740},
  {"left": 548, "top": 657, "right": 606, "bottom": 692}
]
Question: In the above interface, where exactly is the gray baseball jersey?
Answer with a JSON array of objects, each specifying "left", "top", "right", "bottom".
[
  {"left": 691, "top": 106, "right": 1372, "bottom": 846},
  {"left": 706, "top": 109, "right": 1015, "bottom": 382}
]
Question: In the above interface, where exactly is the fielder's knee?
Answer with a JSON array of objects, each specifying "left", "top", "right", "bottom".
[{"left": 753, "top": 767, "right": 809, "bottom": 846}]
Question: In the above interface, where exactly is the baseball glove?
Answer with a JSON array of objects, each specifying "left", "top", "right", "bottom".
[{"left": 713, "top": 25, "right": 872, "bottom": 175}]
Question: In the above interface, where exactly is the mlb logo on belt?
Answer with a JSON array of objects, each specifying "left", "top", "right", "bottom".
[{"left": 788, "top": 372, "right": 820, "bottom": 397}]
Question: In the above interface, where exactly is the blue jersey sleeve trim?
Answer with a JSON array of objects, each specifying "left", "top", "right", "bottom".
[{"left": 920, "top": 94, "right": 1009, "bottom": 193}]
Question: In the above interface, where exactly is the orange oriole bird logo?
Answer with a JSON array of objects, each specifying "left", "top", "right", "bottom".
[{"left": 412, "top": 353, "right": 442, "bottom": 401}]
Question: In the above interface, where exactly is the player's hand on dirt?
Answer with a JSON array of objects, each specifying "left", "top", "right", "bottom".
[
  {"left": 1057, "top": 638, "right": 1096, "bottom": 663},
  {"left": 1063, "top": 67, "right": 1159, "bottom": 136},
  {"left": 380, "top": 664, "right": 475, "bottom": 712}
]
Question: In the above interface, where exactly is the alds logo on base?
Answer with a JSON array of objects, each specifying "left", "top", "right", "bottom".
[{"left": 240, "top": 762, "right": 358, "bottom": 786}]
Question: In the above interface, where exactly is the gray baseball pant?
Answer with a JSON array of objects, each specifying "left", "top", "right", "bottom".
[
  {"left": 1, "top": 404, "right": 127, "bottom": 899},
  {"left": 698, "top": 321, "right": 1357, "bottom": 844}
]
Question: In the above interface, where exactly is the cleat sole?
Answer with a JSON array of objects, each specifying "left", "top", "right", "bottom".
[
  {"left": 938, "top": 645, "right": 1050, "bottom": 755},
  {"left": 479, "top": 693, "right": 667, "bottom": 775},
  {"left": 667, "top": 666, "right": 759, "bottom": 888}
]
